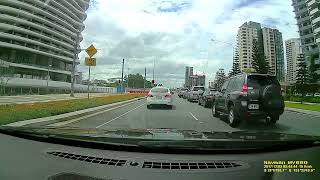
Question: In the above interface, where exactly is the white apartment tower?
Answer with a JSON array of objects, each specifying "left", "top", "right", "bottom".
[
  {"left": 262, "top": 28, "right": 277, "bottom": 75},
  {"left": 237, "top": 22, "right": 260, "bottom": 72},
  {"left": 285, "top": 38, "right": 302, "bottom": 84}
]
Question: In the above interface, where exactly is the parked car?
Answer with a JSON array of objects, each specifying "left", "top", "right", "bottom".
[
  {"left": 306, "top": 93, "right": 313, "bottom": 97},
  {"left": 178, "top": 88, "right": 188, "bottom": 98},
  {"left": 314, "top": 93, "right": 320, "bottom": 97},
  {"left": 147, "top": 87, "right": 173, "bottom": 109},
  {"left": 294, "top": 93, "right": 303, "bottom": 97},
  {"left": 198, "top": 88, "right": 217, "bottom": 108},
  {"left": 182, "top": 89, "right": 189, "bottom": 99},
  {"left": 187, "top": 86, "right": 205, "bottom": 102},
  {"left": 212, "top": 73, "right": 285, "bottom": 127}
]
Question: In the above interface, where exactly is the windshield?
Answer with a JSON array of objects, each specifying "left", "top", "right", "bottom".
[
  {"left": 248, "top": 75, "right": 280, "bottom": 87},
  {"left": 1, "top": 0, "right": 320, "bottom": 152}
]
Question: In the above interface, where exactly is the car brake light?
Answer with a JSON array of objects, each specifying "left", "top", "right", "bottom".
[
  {"left": 280, "top": 88, "right": 285, "bottom": 96},
  {"left": 165, "top": 93, "right": 172, "bottom": 98},
  {"left": 147, "top": 93, "right": 153, "bottom": 97},
  {"left": 240, "top": 84, "right": 248, "bottom": 97}
]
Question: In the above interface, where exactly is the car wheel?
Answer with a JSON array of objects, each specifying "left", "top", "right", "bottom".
[
  {"left": 212, "top": 103, "right": 219, "bottom": 117},
  {"left": 167, "top": 105, "right": 173, "bottom": 109},
  {"left": 204, "top": 101, "right": 208, "bottom": 108},
  {"left": 147, "top": 105, "right": 151, "bottom": 109},
  {"left": 228, "top": 105, "right": 240, "bottom": 127}
]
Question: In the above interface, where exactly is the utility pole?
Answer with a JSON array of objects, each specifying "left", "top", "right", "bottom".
[
  {"left": 71, "top": 32, "right": 80, "bottom": 97},
  {"left": 121, "top": 59, "right": 124, "bottom": 93},
  {"left": 87, "top": 66, "right": 91, "bottom": 99},
  {"left": 153, "top": 58, "right": 155, "bottom": 81},
  {"left": 144, "top": 67, "right": 146, "bottom": 89}
]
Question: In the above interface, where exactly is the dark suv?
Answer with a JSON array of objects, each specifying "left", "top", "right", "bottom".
[{"left": 212, "top": 73, "right": 285, "bottom": 127}]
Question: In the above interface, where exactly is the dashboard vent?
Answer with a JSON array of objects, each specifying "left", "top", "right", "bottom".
[
  {"left": 47, "top": 151, "right": 127, "bottom": 167},
  {"left": 142, "top": 161, "right": 242, "bottom": 169}
]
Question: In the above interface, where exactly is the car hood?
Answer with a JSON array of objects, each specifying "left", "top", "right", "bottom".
[{"left": 1, "top": 126, "right": 319, "bottom": 142}]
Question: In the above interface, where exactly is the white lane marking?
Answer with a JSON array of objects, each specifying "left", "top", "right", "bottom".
[
  {"left": 48, "top": 100, "right": 144, "bottom": 127},
  {"left": 95, "top": 103, "right": 145, "bottom": 128},
  {"left": 189, "top": 112, "right": 199, "bottom": 121}
]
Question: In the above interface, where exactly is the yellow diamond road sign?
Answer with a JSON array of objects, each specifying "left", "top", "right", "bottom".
[
  {"left": 85, "top": 57, "right": 96, "bottom": 66},
  {"left": 86, "top": 44, "right": 97, "bottom": 57}
]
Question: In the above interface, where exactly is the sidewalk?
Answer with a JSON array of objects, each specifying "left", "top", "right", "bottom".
[
  {"left": 285, "top": 101, "right": 320, "bottom": 105},
  {"left": 0, "top": 93, "right": 113, "bottom": 105},
  {"left": 285, "top": 107, "right": 320, "bottom": 117}
]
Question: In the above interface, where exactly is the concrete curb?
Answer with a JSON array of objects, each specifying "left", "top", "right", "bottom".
[
  {"left": 285, "top": 107, "right": 320, "bottom": 117},
  {"left": 6, "top": 97, "right": 145, "bottom": 127}
]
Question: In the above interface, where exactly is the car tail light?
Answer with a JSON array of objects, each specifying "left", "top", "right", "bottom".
[
  {"left": 165, "top": 93, "right": 172, "bottom": 98},
  {"left": 147, "top": 93, "right": 153, "bottom": 97},
  {"left": 280, "top": 88, "right": 285, "bottom": 96},
  {"left": 240, "top": 84, "right": 248, "bottom": 97}
]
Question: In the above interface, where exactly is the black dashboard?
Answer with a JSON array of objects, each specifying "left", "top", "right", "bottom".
[{"left": 0, "top": 133, "right": 319, "bottom": 180}]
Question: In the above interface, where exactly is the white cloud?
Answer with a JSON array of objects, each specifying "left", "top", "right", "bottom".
[{"left": 79, "top": 0, "right": 299, "bottom": 88}]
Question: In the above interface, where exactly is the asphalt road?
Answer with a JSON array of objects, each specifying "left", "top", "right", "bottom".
[{"left": 65, "top": 95, "right": 320, "bottom": 136}]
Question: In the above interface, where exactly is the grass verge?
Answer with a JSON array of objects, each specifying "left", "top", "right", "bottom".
[
  {"left": 0, "top": 94, "right": 145, "bottom": 125},
  {"left": 285, "top": 102, "right": 320, "bottom": 112}
]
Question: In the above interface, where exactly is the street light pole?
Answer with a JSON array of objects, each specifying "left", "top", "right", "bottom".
[
  {"left": 121, "top": 59, "right": 124, "bottom": 93},
  {"left": 47, "top": 64, "right": 52, "bottom": 94}
]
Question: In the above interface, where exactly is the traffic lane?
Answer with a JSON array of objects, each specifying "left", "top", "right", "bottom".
[
  {"left": 176, "top": 97, "right": 320, "bottom": 136},
  {"left": 236, "top": 111, "right": 320, "bottom": 136},
  {"left": 98, "top": 95, "right": 236, "bottom": 132},
  {"left": 67, "top": 99, "right": 146, "bottom": 128},
  {"left": 97, "top": 95, "right": 200, "bottom": 130}
]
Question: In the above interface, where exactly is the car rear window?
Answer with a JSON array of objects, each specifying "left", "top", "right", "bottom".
[
  {"left": 247, "top": 75, "right": 279, "bottom": 87},
  {"left": 151, "top": 88, "right": 169, "bottom": 93},
  {"left": 193, "top": 87, "right": 205, "bottom": 91}
]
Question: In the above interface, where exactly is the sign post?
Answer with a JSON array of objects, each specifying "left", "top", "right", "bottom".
[{"left": 85, "top": 44, "right": 98, "bottom": 99}]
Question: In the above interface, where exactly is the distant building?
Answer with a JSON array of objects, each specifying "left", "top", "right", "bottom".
[
  {"left": 189, "top": 74, "right": 206, "bottom": 87},
  {"left": 185, "top": 66, "right": 193, "bottom": 88},
  {"left": 236, "top": 21, "right": 285, "bottom": 81},
  {"left": 285, "top": 38, "right": 302, "bottom": 84},
  {"left": 262, "top": 27, "right": 285, "bottom": 81},
  {"left": 237, "top": 21, "right": 262, "bottom": 72}
]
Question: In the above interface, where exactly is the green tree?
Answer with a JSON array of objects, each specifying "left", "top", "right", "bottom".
[
  {"left": 228, "top": 59, "right": 241, "bottom": 77},
  {"left": 0, "top": 65, "right": 14, "bottom": 96},
  {"left": 252, "top": 39, "right": 269, "bottom": 74},
  {"left": 124, "top": 73, "right": 153, "bottom": 88},
  {"left": 309, "top": 54, "right": 320, "bottom": 83}
]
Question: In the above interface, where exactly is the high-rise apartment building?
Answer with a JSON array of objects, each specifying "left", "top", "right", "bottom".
[
  {"left": 262, "top": 28, "right": 277, "bottom": 76},
  {"left": 292, "top": 0, "right": 320, "bottom": 83},
  {"left": 292, "top": 0, "right": 318, "bottom": 57},
  {"left": 237, "top": 22, "right": 261, "bottom": 72},
  {"left": 274, "top": 30, "right": 286, "bottom": 82},
  {"left": 185, "top": 66, "right": 193, "bottom": 88},
  {"left": 0, "top": 0, "right": 90, "bottom": 92},
  {"left": 236, "top": 21, "right": 285, "bottom": 81},
  {"left": 262, "top": 28, "right": 285, "bottom": 81},
  {"left": 285, "top": 38, "right": 302, "bottom": 84}
]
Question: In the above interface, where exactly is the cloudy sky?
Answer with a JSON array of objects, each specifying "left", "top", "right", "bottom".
[{"left": 78, "top": 0, "right": 298, "bottom": 88}]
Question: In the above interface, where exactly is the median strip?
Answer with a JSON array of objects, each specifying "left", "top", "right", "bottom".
[{"left": 1, "top": 94, "right": 145, "bottom": 126}]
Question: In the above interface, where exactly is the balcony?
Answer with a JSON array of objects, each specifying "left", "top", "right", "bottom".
[
  {"left": 307, "top": 0, "right": 317, "bottom": 8},
  {"left": 310, "top": 7, "right": 319, "bottom": 15}
]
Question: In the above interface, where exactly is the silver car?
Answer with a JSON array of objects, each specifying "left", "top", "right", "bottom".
[{"left": 146, "top": 87, "right": 173, "bottom": 109}]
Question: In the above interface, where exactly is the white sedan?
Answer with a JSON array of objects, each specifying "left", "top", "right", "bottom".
[{"left": 146, "top": 87, "right": 173, "bottom": 109}]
